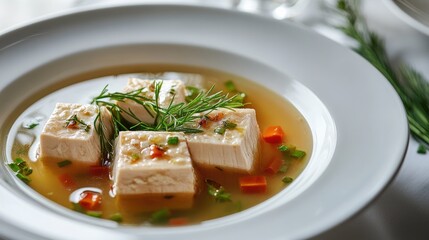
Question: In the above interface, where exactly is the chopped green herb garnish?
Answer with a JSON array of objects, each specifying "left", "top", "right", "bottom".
[
  {"left": 16, "top": 173, "right": 31, "bottom": 184},
  {"left": 223, "top": 120, "right": 237, "bottom": 129},
  {"left": 214, "top": 126, "right": 226, "bottom": 135},
  {"left": 278, "top": 144, "right": 289, "bottom": 152},
  {"left": 167, "top": 136, "right": 179, "bottom": 145},
  {"left": 291, "top": 150, "right": 306, "bottom": 159},
  {"left": 24, "top": 121, "right": 39, "bottom": 129},
  {"left": 225, "top": 80, "right": 237, "bottom": 92},
  {"left": 149, "top": 209, "right": 171, "bottom": 224},
  {"left": 57, "top": 160, "right": 72, "bottom": 168},
  {"left": 206, "top": 179, "right": 231, "bottom": 202},
  {"left": 8, "top": 163, "right": 20, "bottom": 172},
  {"left": 14, "top": 158, "right": 25, "bottom": 165},
  {"left": 8, "top": 158, "right": 32, "bottom": 184},
  {"left": 224, "top": 80, "right": 247, "bottom": 104},
  {"left": 232, "top": 92, "right": 246, "bottom": 104},
  {"left": 185, "top": 86, "right": 202, "bottom": 102},
  {"left": 417, "top": 144, "right": 427, "bottom": 154},
  {"left": 282, "top": 176, "right": 293, "bottom": 184},
  {"left": 110, "top": 213, "right": 123, "bottom": 223},
  {"left": 86, "top": 211, "right": 103, "bottom": 218},
  {"left": 214, "top": 121, "right": 237, "bottom": 135}
]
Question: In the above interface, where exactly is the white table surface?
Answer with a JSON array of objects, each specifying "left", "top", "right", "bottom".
[{"left": 1, "top": 0, "right": 428, "bottom": 239}]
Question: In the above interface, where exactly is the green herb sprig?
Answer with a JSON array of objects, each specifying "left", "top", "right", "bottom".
[
  {"left": 92, "top": 82, "right": 244, "bottom": 161},
  {"left": 205, "top": 179, "right": 232, "bottom": 202},
  {"left": 335, "top": 0, "right": 429, "bottom": 149}
]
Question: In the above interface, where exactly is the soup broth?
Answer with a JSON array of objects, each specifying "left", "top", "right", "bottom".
[{"left": 9, "top": 67, "right": 312, "bottom": 225}]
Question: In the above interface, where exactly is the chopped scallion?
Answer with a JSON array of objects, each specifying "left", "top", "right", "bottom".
[
  {"left": 16, "top": 173, "right": 30, "bottom": 184},
  {"left": 223, "top": 120, "right": 237, "bottom": 129},
  {"left": 150, "top": 209, "right": 171, "bottom": 224},
  {"left": 291, "top": 150, "right": 306, "bottom": 159},
  {"left": 278, "top": 145, "right": 289, "bottom": 152},
  {"left": 214, "top": 126, "right": 226, "bottom": 135},
  {"left": 24, "top": 122, "right": 39, "bottom": 129},
  {"left": 282, "top": 176, "right": 293, "bottom": 184},
  {"left": 8, "top": 163, "right": 20, "bottom": 172},
  {"left": 8, "top": 158, "right": 32, "bottom": 184},
  {"left": 225, "top": 80, "right": 237, "bottom": 92},
  {"left": 167, "top": 136, "right": 179, "bottom": 145},
  {"left": 86, "top": 211, "right": 103, "bottom": 218},
  {"left": 110, "top": 213, "right": 123, "bottom": 223},
  {"left": 206, "top": 179, "right": 232, "bottom": 202}
]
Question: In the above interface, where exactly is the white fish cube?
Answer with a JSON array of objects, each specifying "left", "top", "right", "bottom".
[
  {"left": 113, "top": 131, "right": 196, "bottom": 210},
  {"left": 39, "top": 103, "right": 113, "bottom": 165},
  {"left": 117, "top": 78, "right": 186, "bottom": 124},
  {"left": 186, "top": 108, "right": 260, "bottom": 173}
]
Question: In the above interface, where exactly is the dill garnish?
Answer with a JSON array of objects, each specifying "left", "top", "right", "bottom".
[
  {"left": 335, "top": 0, "right": 429, "bottom": 149},
  {"left": 91, "top": 81, "right": 244, "bottom": 160}
]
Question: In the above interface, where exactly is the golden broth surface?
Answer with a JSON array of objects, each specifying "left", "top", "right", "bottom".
[{"left": 9, "top": 67, "right": 312, "bottom": 225}]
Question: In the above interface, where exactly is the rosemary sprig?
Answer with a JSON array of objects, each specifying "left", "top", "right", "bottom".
[
  {"left": 335, "top": 0, "right": 429, "bottom": 148},
  {"left": 94, "top": 106, "right": 114, "bottom": 164},
  {"left": 91, "top": 81, "right": 244, "bottom": 160}
]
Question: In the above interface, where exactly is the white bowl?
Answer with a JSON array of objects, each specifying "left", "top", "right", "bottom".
[{"left": 0, "top": 4, "right": 408, "bottom": 240}]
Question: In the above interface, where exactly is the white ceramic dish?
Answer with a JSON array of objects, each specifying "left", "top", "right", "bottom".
[
  {"left": 383, "top": 0, "right": 429, "bottom": 35},
  {"left": 0, "top": 4, "right": 408, "bottom": 240}
]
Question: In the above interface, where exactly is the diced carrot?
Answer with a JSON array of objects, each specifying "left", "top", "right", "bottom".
[
  {"left": 150, "top": 144, "right": 165, "bottom": 158},
  {"left": 89, "top": 165, "right": 110, "bottom": 176},
  {"left": 58, "top": 173, "right": 76, "bottom": 190},
  {"left": 239, "top": 176, "right": 267, "bottom": 194},
  {"left": 262, "top": 126, "right": 285, "bottom": 144},
  {"left": 265, "top": 157, "right": 282, "bottom": 174},
  {"left": 78, "top": 191, "right": 102, "bottom": 211},
  {"left": 168, "top": 217, "right": 189, "bottom": 226}
]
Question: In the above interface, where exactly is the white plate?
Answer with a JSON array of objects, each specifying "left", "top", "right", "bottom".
[
  {"left": 383, "top": 0, "right": 429, "bottom": 35},
  {"left": 0, "top": 4, "right": 408, "bottom": 240}
]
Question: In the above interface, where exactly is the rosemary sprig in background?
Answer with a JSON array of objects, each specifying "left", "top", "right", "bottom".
[{"left": 336, "top": 0, "right": 429, "bottom": 150}]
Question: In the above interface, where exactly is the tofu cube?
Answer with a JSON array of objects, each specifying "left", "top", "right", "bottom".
[
  {"left": 117, "top": 78, "right": 186, "bottom": 124},
  {"left": 113, "top": 131, "right": 196, "bottom": 210},
  {"left": 39, "top": 103, "right": 113, "bottom": 165},
  {"left": 186, "top": 108, "right": 260, "bottom": 173}
]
